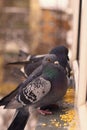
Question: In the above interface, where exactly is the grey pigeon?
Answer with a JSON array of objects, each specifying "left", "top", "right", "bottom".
[
  {"left": 7, "top": 45, "right": 71, "bottom": 78},
  {"left": 0, "top": 54, "right": 68, "bottom": 130}
]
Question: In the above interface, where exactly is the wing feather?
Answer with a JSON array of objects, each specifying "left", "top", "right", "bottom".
[{"left": 22, "top": 77, "right": 51, "bottom": 103}]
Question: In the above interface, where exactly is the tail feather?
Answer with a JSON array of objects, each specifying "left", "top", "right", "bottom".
[
  {"left": 6, "top": 54, "right": 45, "bottom": 66},
  {"left": 8, "top": 107, "right": 29, "bottom": 130},
  {"left": 19, "top": 50, "right": 29, "bottom": 58},
  {"left": 6, "top": 61, "right": 30, "bottom": 66},
  {"left": 0, "top": 83, "right": 23, "bottom": 106}
]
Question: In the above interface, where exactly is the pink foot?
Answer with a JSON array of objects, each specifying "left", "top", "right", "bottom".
[{"left": 37, "top": 109, "right": 52, "bottom": 115}]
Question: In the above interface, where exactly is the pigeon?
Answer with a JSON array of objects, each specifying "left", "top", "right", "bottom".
[
  {"left": 1, "top": 52, "right": 69, "bottom": 108},
  {"left": 0, "top": 54, "right": 68, "bottom": 130},
  {"left": 0, "top": 54, "right": 57, "bottom": 106},
  {"left": 7, "top": 45, "right": 71, "bottom": 78},
  {"left": 6, "top": 45, "right": 71, "bottom": 112}
]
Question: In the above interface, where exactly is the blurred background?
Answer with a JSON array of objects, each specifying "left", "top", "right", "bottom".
[
  {"left": 0, "top": 0, "right": 86, "bottom": 130},
  {"left": 0, "top": 0, "right": 73, "bottom": 91}
]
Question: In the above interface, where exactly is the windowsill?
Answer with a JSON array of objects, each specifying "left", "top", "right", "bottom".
[{"left": 78, "top": 104, "right": 87, "bottom": 130}]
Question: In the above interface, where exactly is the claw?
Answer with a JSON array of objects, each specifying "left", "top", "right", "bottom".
[
  {"left": 37, "top": 109, "right": 52, "bottom": 115},
  {"left": 40, "top": 104, "right": 59, "bottom": 112}
]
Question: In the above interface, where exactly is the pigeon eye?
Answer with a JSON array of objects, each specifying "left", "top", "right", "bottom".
[{"left": 47, "top": 58, "right": 51, "bottom": 62}]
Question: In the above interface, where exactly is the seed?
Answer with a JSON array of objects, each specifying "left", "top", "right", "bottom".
[
  {"left": 42, "top": 123, "right": 47, "bottom": 126},
  {"left": 63, "top": 123, "right": 67, "bottom": 126}
]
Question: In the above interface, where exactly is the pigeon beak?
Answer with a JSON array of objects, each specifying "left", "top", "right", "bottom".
[
  {"left": 54, "top": 61, "right": 59, "bottom": 65},
  {"left": 67, "top": 55, "right": 69, "bottom": 61},
  {"left": 66, "top": 62, "right": 71, "bottom": 77}
]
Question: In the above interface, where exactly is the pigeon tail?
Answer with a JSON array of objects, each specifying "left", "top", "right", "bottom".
[
  {"left": 0, "top": 83, "right": 23, "bottom": 106},
  {"left": 8, "top": 107, "right": 29, "bottom": 130}
]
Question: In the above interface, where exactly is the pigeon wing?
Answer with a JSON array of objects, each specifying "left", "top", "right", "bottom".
[{"left": 20, "top": 77, "right": 51, "bottom": 104}]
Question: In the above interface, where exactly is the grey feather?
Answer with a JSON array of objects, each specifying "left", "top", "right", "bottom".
[{"left": 22, "top": 77, "right": 51, "bottom": 103}]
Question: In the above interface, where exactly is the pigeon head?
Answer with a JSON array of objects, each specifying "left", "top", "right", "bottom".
[
  {"left": 49, "top": 45, "right": 69, "bottom": 60},
  {"left": 49, "top": 45, "right": 71, "bottom": 77},
  {"left": 42, "top": 55, "right": 63, "bottom": 80},
  {"left": 42, "top": 54, "right": 58, "bottom": 65}
]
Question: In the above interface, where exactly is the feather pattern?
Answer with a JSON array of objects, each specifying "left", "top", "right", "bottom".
[{"left": 22, "top": 77, "right": 51, "bottom": 103}]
